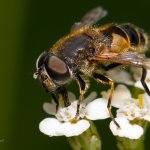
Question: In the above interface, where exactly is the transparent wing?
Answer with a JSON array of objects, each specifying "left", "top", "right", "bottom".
[
  {"left": 71, "top": 6, "right": 107, "bottom": 31},
  {"left": 91, "top": 51, "right": 150, "bottom": 69}
]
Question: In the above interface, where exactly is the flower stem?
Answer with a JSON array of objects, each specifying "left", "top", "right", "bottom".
[
  {"left": 67, "top": 121, "right": 101, "bottom": 150},
  {"left": 117, "top": 121, "right": 149, "bottom": 150},
  {"left": 117, "top": 136, "right": 145, "bottom": 150}
]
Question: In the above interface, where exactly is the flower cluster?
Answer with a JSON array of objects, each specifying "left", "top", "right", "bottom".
[
  {"left": 39, "top": 92, "right": 109, "bottom": 137},
  {"left": 102, "top": 84, "right": 149, "bottom": 139},
  {"left": 39, "top": 68, "right": 150, "bottom": 139}
]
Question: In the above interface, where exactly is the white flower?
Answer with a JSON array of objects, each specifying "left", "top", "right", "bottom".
[
  {"left": 117, "top": 95, "right": 150, "bottom": 121},
  {"left": 40, "top": 82, "right": 150, "bottom": 139},
  {"left": 39, "top": 118, "right": 90, "bottom": 137},
  {"left": 110, "top": 117, "right": 143, "bottom": 139},
  {"left": 39, "top": 92, "right": 109, "bottom": 137},
  {"left": 102, "top": 84, "right": 150, "bottom": 139}
]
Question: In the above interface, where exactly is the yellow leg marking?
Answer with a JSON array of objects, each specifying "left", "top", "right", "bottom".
[
  {"left": 107, "top": 80, "right": 120, "bottom": 128},
  {"left": 75, "top": 90, "right": 84, "bottom": 119},
  {"left": 58, "top": 95, "right": 64, "bottom": 107},
  {"left": 109, "top": 80, "right": 114, "bottom": 103},
  {"left": 93, "top": 73, "right": 120, "bottom": 127}
]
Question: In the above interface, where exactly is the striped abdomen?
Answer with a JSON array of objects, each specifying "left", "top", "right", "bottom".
[{"left": 100, "top": 23, "right": 149, "bottom": 53}]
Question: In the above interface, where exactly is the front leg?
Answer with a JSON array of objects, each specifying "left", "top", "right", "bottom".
[
  {"left": 93, "top": 72, "right": 120, "bottom": 128},
  {"left": 51, "top": 93, "right": 59, "bottom": 113},
  {"left": 59, "top": 86, "right": 71, "bottom": 107},
  {"left": 52, "top": 87, "right": 71, "bottom": 113},
  {"left": 75, "top": 74, "right": 86, "bottom": 119}
]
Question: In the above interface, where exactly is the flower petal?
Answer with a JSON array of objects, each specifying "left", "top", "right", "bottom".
[
  {"left": 131, "top": 67, "right": 142, "bottom": 81},
  {"left": 101, "top": 84, "right": 131, "bottom": 108},
  {"left": 58, "top": 120, "right": 90, "bottom": 137},
  {"left": 55, "top": 101, "right": 86, "bottom": 122},
  {"left": 86, "top": 98, "right": 109, "bottom": 120},
  {"left": 107, "top": 69, "right": 133, "bottom": 85},
  {"left": 68, "top": 92, "right": 76, "bottom": 101},
  {"left": 43, "top": 102, "right": 56, "bottom": 115},
  {"left": 143, "top": 93, "right": 150, "bottom": 109},
  {"left": 39, "top": 118, "right": 63, "bottom": 136},
  {"left": 134, "top": 81, "right": 144, "bottom": 90},
  {"left": 84, "top": 91, "right": 97, "bottom": 104},
  {"left": 116, "top": 96, "right": 150, "bottom": 122},
  {"left": 109, "top": 117, "right": 143, "bottom": 139}
]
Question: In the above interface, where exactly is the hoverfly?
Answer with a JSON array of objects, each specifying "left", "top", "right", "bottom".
[{"left": 34, "top": 7, "right": 150, "bottom": 127}]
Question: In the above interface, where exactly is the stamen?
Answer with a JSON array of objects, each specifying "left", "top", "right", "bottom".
[
  {"left": 138, "top": 94, "right": 144, "bottom": 109},
  {"left": 71, "top": 118, "right": 78, "bottom": 124}
]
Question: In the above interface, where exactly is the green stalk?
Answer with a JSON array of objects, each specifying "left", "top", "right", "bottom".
[
  {"left": 67, "top": 121, "right": 101, "bottom": 150},
  {"left": 117, "top": 135, "right": 145, "bottom": 150},
  {"left": 117, "top": 121, "right": 149, "bottom": 150}
]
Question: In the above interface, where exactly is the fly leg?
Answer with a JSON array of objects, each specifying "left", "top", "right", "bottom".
[
  {"left": 93, "top": 72, "right": 120, "bottom": 128},
  {"left": 75, "top": 74, "right": 86, "bottom": 119},
  {"left": 51, "top": 93, "right": 59, "bottom": 113},
  {"left": 59, "top": 87, "right": 71, "bottom": 107},
  {"left": 52, "top": 87, "right": 71, "bottom": 113},
  {"left": 100, "top": 63, "right": 121, "bottom": 71},
  {"left": 141, "top": 68, "right": 150, "bottom": 96}
]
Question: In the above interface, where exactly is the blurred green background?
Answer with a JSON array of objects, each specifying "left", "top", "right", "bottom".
[{"left": 1, "top": 0, "right": 150, "bottom": 149}]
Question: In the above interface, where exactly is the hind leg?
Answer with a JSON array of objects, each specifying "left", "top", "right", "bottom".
[{"left": 93, "top": 72, "right": 120, "bottom": 128}]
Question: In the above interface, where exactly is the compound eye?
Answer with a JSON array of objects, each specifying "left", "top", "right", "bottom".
[
  {"left": 48, "top": 56, "right": 67, "bottom": 74},
  {"left": 45, "top": 56, "right": 71, "bottom": 84}
]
